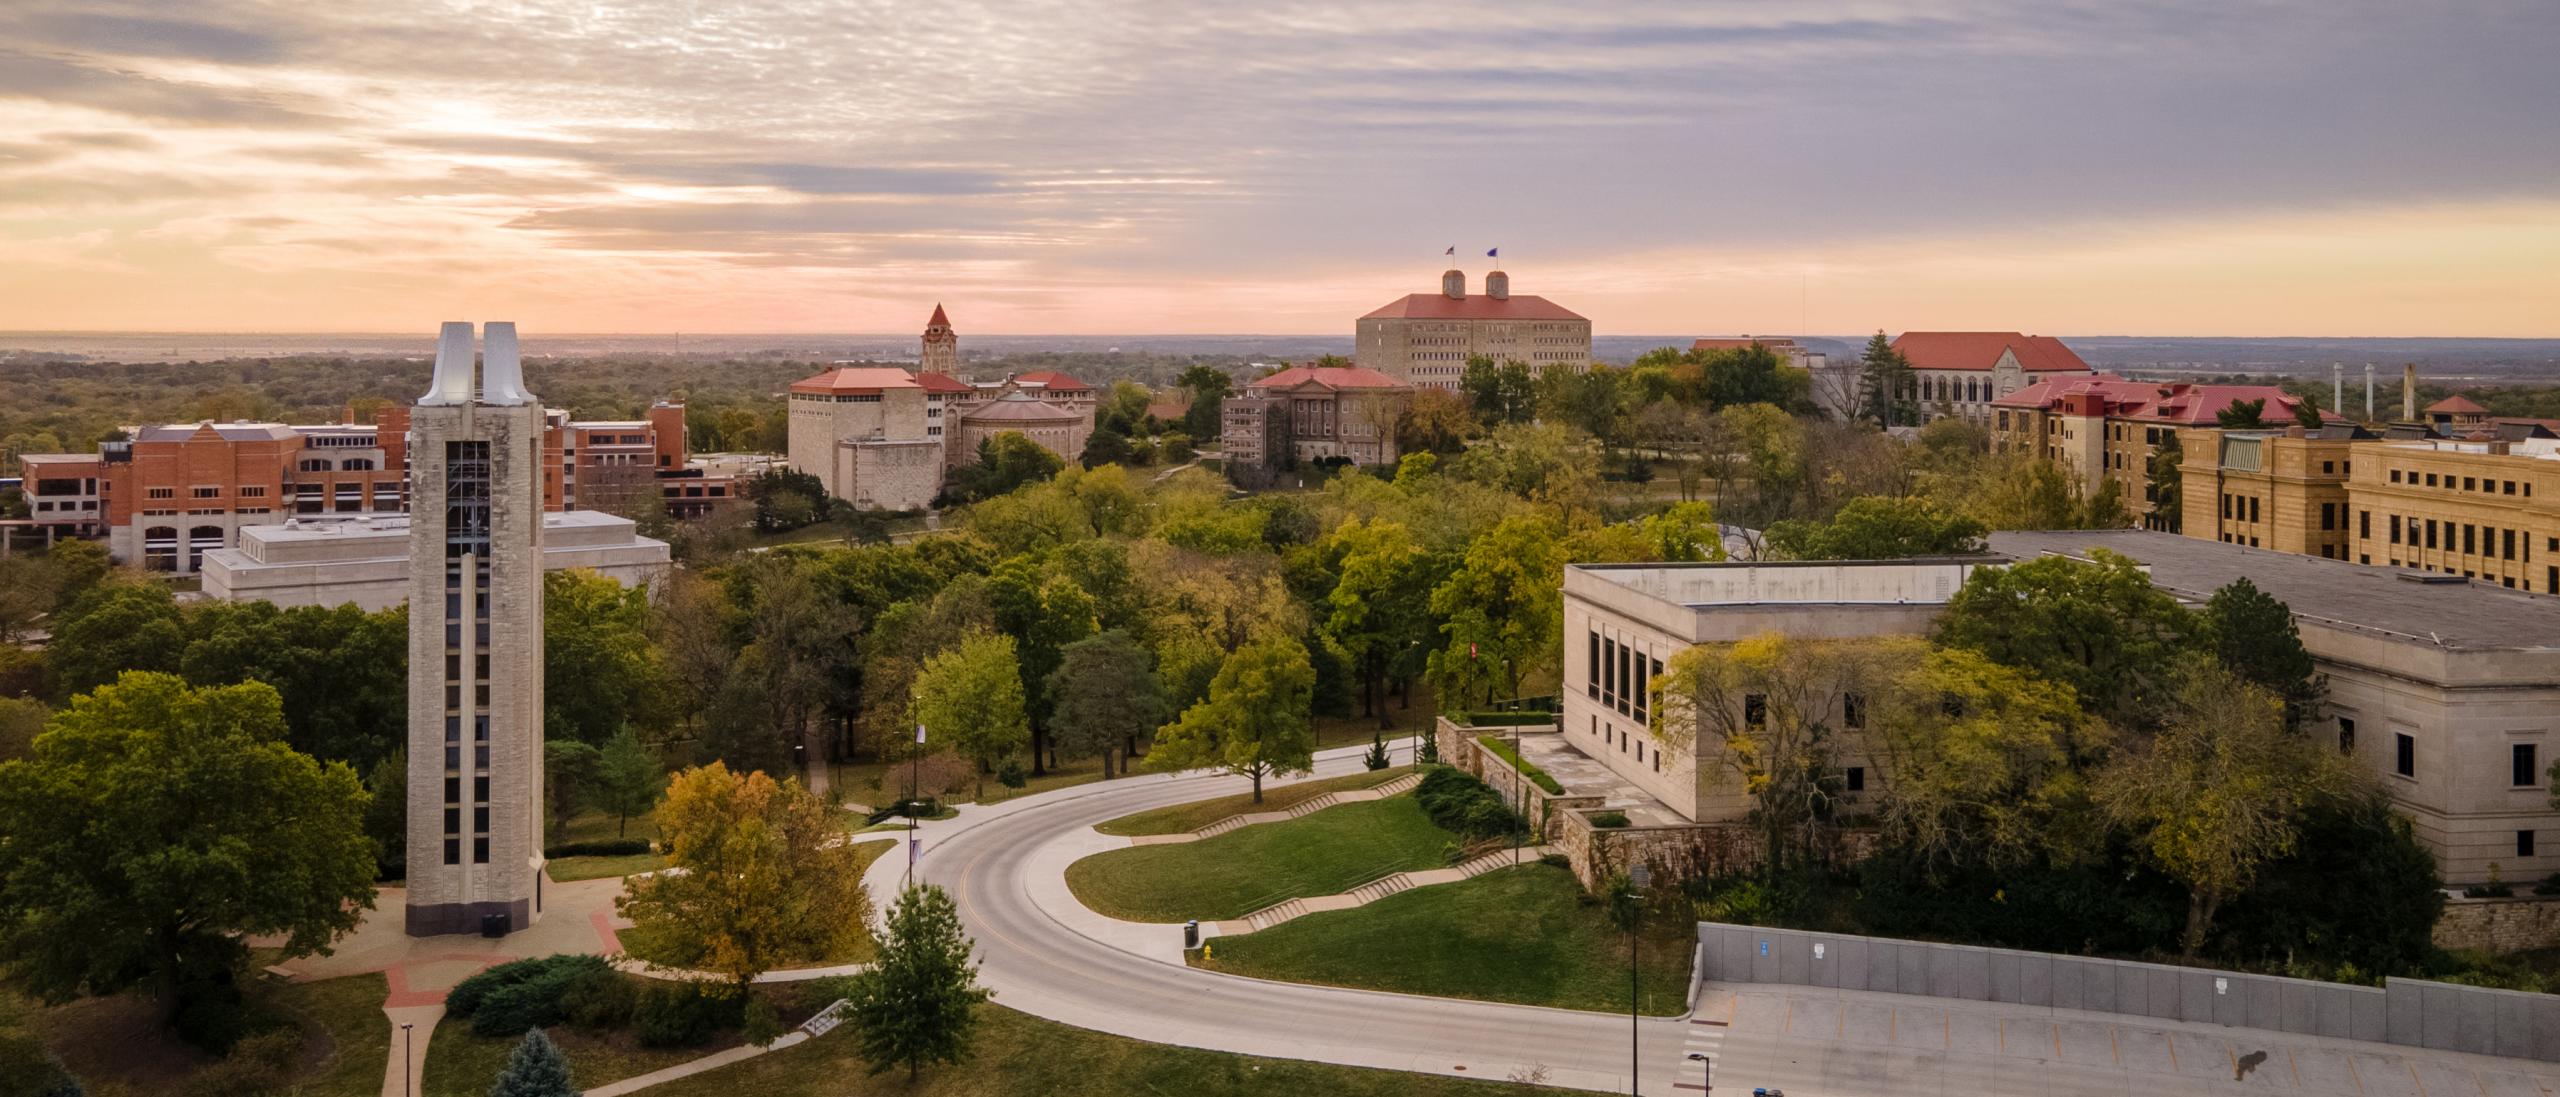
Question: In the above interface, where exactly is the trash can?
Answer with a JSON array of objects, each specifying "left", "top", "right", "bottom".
[
  {"left": 1184, "top": 920, "right": 1200, "bottom": 950},
  {"left": 481, "top": 911, "right": 510, "bottom": 938}
]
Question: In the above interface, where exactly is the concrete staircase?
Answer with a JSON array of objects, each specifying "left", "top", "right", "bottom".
[{"left": 1212, "top": 845, "right": 1558, "bottom": 937}]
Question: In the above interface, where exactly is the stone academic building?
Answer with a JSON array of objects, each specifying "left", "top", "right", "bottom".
[{"left": 1354, "top": 268, "right": 1590, "bottom": 389}]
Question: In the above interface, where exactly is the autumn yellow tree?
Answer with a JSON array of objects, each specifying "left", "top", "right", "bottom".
[
  {"left": 617, "top": 763, "right": 871, "bottom": 994},
  {"left": 1867, "top": 646, "right": 2109, "bottom": 869}
]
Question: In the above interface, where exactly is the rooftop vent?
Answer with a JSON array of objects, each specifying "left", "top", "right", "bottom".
[{"left": 2396, "top": 571, "right": 2467, "bottom": 585}]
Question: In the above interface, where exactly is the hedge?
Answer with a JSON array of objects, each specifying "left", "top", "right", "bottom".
[
  {"left": 1464, "top": 711, "right": 1557, "bottom": 727},
  {"left": 1590, "top": 811, "right": 1631, "bottom": 829},
  {"left": 1475, "top": 734, "right": 1565, "bottom": 795},
  {"left": 545, "top": 838, "right": 653, "bottom": 859},
  {"left": 447, "top": 954, "right": 616, "bottom": 1037},
  {"left": 1414, "top": 766, "right": 1522, "bottom": 840}
]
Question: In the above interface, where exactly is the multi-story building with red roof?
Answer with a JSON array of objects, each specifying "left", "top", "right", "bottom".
[
  {"left": 1991, "top": 376, "right": 2328, "bottom": 531},
  {"left": 1222, "top": 364, "right": 1414, "bottom": 486},
  {"left": 1891, "top": 331, "right": 2096, "bottom": 423},
  {"left": 786, "top": 305, "right": 1095, "bottom": 509},
  {"left": 1355, "top": 269, "right": 1590, "bottom": 390}
]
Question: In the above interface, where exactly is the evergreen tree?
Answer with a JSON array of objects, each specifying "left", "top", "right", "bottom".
[
  {"left": 2203, "top": 578, "right": 2325, "bottom": 729},
  {"left": 847, "top": 884, "right": 990, "bottom": 1081},
  {"left": 1856, "top": 331, "right": 1915, "bottom": 426},
  {"left": 488, "top": 1027, "right": 579, "bottom": 1097},
  {"left": 593, "top": 727, "right": 662, "bottom": 838}
]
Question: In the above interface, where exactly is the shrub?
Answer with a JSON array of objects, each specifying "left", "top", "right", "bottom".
[
  {"left": 1414, "top": 766, "right": 1521, "bottom": 840},
  {"left": 545, "top": 839, "right": 652, "bottom": 858},
  {"left": 182, "top": 1029, "right": 299, "bottom": 1097},
  {"left": 557, "top": 967, "right": 638, "bottom": 1029},
  {"left": 1363, "top": 735, "right": 1390, "bottom": 771},
  {"left": 1464, "top": 712, "right": 1555, "bottom": 727},
  {"left": 0, "top": 1032, "right": 84, "bottom": 1097},
  {"left": 635, "top": 983, "right": 743, "bottom": 1048},
  {"left": 1539, "top": 852, "right": 1572, "bottom": 870},
  {"left": 450, "top": 954, "right": 616, "bottom": 1037},
  {"left": 2535, "top": 872, "right": 2560, "bottom": 897},
  {"left": 1590, "top": 811, "right": 1630, "bottom": 828},
  {"left": 996, "top": 759, "right": 1027, "bottom": 790}
]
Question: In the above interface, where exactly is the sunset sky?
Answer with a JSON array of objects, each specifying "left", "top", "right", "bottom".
[{"left": 2, "top": 1, "right": 2554, "bottom": 336}]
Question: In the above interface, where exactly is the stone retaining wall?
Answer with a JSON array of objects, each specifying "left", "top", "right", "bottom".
[{"left": 2433, "top": 895, "right": 2560, "bottom": 953}]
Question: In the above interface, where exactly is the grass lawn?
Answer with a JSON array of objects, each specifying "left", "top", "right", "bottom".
[
  {"left": 4, "top": 972, "right": 389, "bottom": 1097},
  {"left": 420, "top": 974, "right": 732, "bottom": 1097},
  {"left": 633, "top": 1001, "right": 1600, "bottom": 1097},
  {"left": 552, "top": 808, "right": 659, "bottom": 847},
  {"left": 1067, "top": 795, "right": 1450, "bottom": 922},
  {"left": 1198, "top": 862, "right": 1695, "bottom": 1016},
  {"left": 549, "top": 851, "right": 668, "bottom": 881},
  {"left": 621, "top": 840, "right": 896, "bottom": 970},
  {"left": 1094, "top": 765, "right": 1412, "bottom": 837}
]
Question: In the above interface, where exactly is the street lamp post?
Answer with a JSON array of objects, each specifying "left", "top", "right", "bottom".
[
  {"left": 1629, "top": 861, "right": 1649, "bottom": 1097},
  {"left": 400, "top": 1022, "right": 414, "bottom": 1097},
  {"left": 1685, "top": 1051, "right": 1709, "bottom": 1094},
  {"left": 1511, "top": 723, "right": 1524, "bottom": 865}
]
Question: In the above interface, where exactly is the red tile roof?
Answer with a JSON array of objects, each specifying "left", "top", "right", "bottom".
[
  {"left": 1360, "top": 294, "right": 1585, "bottom": 322},
  {"left": 927, "top": 303, "right": 950, "bottom": 328},
  {"left": 790, "top": 367, "right": 922, "bottom": 395},
  {"left": 1892, "top": 332, "right": 2091, "bottom": 373},
  {"left": 2425, "top": 395, "right": 2488, "bottom": 414},
  {"left": 1993, "top": 378, "right": 2326, "bottom": 426},
  {"left": 914, "top": 372, "right": 973, "bottom": 394},
  {"left": 1250, "top": 365, "right": 1411, "bottom": 391},
  {"left": 1012, "top": 370, "right": 1090, "bottom": 392}
]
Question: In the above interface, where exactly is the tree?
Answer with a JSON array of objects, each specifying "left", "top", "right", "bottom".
[
  {"left": 2215, "top": 398, "right": 2270, "bottom": 429},
  {"left": 0, "top": 673, "right": 374, "bottom": 1026},
  {"left": 488, "top": 1027, "right": 578, "bottom": 1097},
  {"left": 544, "top": 569, "right": 662, "bottom": 746},
  {"left": 1653, "top": 635, "right": 1909, "bottom": 873},
  {"left": 616, "top": 764, "right": 870, "bottom": 994},
  {"left": 1634, "top": 500, "right": 1727, "bottom": 562},
  {"left": 45, "top": 582, "right": 185, "bottom": 699},
  {"left": 1176, "top": 365, "right": 1233, "bottom": 441},
  {"left": 2203, "top": 578, "right": 2324, "bottom": 729},
  {"left": 2291, "top": 393, "right": 2327, "bottom": 431},
  {"left": 1426, "top": 512, "right": 1564, "bottom": 707},
  {"left": 1700, "top": 343, "right": 1808, "bottom": 411},
  {"left": 913, "top": 630, "right": 1029, "bottom": 798},
  {"left": 1868, "top": 647, "right": 2107, "bottom": 869},
  {"left": 1043, "top": 631, "right": 1164, "bottom": 778},
  {"left": 2095, "top": 659, "right": 2361, "bottom": 958},
  {"left": 1762, "top": 495, "right": 1986, "bottom": 560},
  {"left": 1934, "top": 549, "right": 2199, "bottom": 727},
  {"left": 1458, "top": 357, "right": 1537, "bottom": 425},
  {"left": 1079, "top": 427, "right": 1133, "bottom": 469},
  {"left": 363, "top": 748, "right": 407, "bottom": 880},
  {"left": 0, "top": 695, "right": 48, "bottom": 762},
  {"left": 718, "top": 554, "right": 858, "bottom": 776},
  {"left": 846, "top": 884, "right": 989, "bottom": 1081},
  {"left": 1394, "top": 387, "right": 1472, "bottom": 456},
  {"left": 1856, "top": 331, "right": 1916, "bottom": 426},
  {"left": 2146, "top": 431, "right": 2185, "bottom": 533},
  {"left": 1147, "top": 633, "right": 1316, "bottom": 803},
  {"left": 543, "top": 740, "right": 602, "bottom": 841},
  {"left": 593, "top": 728, "right": 663, "bottom": 838},
  {"left": 950, "top": 433, "right": 1066, "bottom": 502},
  {"left": 990, "top": 564, "right": 1097, "bottom": 775},
  {"left": 1322, "top": 518, "right": 1439, "bottom": 724}
]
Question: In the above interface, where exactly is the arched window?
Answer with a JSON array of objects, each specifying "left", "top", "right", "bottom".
[
  {"left": 187, "top": 524, "right": 226, "bottom": 572},
  {"left": 143, "top": 526, "right": 180, "bottom": 571},
  {"left": 298, "top": 458, "right": 330, "bottom": 472}
]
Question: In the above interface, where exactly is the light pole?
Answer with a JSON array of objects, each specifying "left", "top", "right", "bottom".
[
  {"left": 1511, "top": 722, "right": 1524, "bottom": 865},
  {"left": 1685, "top": 1051, "right": 1709, "bottom": 1094},
  {"left": 1629, "top": 861, "right": 1649, "bottom": 1097},
  {"left": 400, "top": 1022, "right": 414, "bottom": 1097}
]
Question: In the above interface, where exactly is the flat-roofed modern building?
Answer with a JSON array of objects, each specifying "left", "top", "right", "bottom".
[
  {"left": 199, "top": 510, "right": 668, "bottom": 612},
  {"left": 1991, "top": 530, "right": 2559, "bottom": 884}
]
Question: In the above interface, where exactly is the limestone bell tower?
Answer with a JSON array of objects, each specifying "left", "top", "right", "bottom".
[
  {"left": 406, "top": 321, "right": 547, "bottom": 937},
  {"left": 1440, "top": 269, "right": 1466, "bottom": 300},
  {"left": 920, "top": 304, "right": 958, "bottom": 376}
]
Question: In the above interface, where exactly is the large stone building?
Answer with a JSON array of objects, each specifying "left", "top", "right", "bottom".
[
  {"left": 404, "top": 322, "right": 547, "bottom": 937},
  {"left": 786, "top": 306, "right": 1095, "bottom": 509},
  {"left": 1556, "top": 532, "right": 2560, "bottom": 884},
  {"left": 200, "top": 510, "right": 668, "bottom": 612},
  {"left": 1893, "top": 331, "right": 2095, "bottom": 423},
  {"left": 18, "top": 399, "right": 720, "bottom": 574},
  {"left": 1989, "top": 377, "right": 2328, "bottom": 531},
  {"left": 1355, "top": 269, "right": 1589, "bottom": 389},
  {"left": 1220, "top": 364, "right": 1413, "bottom": 486}
]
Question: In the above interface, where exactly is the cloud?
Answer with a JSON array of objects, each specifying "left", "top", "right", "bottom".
[
  {"left": 12, "top": 12, "right": 287, "bottom": 64},
  {"left": 0, "top": 50, "right": 335, "bottom": 127}
]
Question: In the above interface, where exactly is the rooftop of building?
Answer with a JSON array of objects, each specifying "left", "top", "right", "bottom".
[
  {"left": 1993, "top": 376, "right": 2328, "bottom": 426},
  {"left": 1360, "top": 290, "right": 1585, "bottom": 322},
  {"left": 17, "top": 453, "right": 99, "bottom": 465},
  {"left": 2426, "top": 395, "right": 2489, "bottom": 414},
  {"left": 2369, "top": 436, "right": 2560, "bottom": 461},
  {"left": 1249, "top": 365, "right": 1410, "bottom": 391},
  {"left": 131, "top": 421, "right": 301, "bottom": 443},
  {"left": 1891, "top": 331, "right": 2091, "bottom": 373},
  {"left": 1986, "top": 529, "right": 2560, "bottom": 652},
  {"left": 1571, "top": 557, "right": 1997, "bottom": 609},
  {"left": 959, "top": 391, "right": 1083, "bottom": 423},
  {"left": 790, "top": 366, "right": 923, "bottom": 395},
  {"left": 1010, "top": 370, "right": 1091, "bottom": 392},
  {"left": 914, "top": 372, "right": 974, "bottom": 394}
]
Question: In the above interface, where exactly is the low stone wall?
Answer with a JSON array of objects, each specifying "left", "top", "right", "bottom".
[
  {"left": 1435, "top": 719, "right": 1601, "bottom": 839},
  {"left": 2433, "top": 895, "right": 2560, "bottom": 953},
  {"left": 1699, "top": 921, "right": 2560, "bottom": 1063}
]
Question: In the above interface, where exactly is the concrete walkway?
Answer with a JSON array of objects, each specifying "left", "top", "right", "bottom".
[
  {"left": 1126, "top": 770, "right": 1421, "bottom": 845},
  {"left": 583, "top": 1031, "right": 814, "bottom": 1097}
]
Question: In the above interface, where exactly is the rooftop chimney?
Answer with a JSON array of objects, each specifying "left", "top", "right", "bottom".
[
  {"left": 1485, "top": 270, "right": 1509, "bottom": 300},
  {"left": 1442, "top": 269, "right": 1466, "bottom": 300}
]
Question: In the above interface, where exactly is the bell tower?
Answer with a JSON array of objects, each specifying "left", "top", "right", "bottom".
[{"left": 920, "top": 304, "right": 958, "bottom": 377}]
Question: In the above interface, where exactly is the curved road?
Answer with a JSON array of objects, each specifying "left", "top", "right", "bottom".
[{"left": 903, "top": 743, "right": 1679, "bottom": 1093}]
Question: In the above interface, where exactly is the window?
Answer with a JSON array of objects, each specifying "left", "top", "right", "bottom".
[
  {"left": 2521, "top": 831, "right": 2538, "bottom": 858},
  {"left": 1845, "top": 766, "right": 1866, "bottom": 792},
  {"left": 2424, "top": 473, "right": 2437, "bottom": 487},
  {"left": 2389, "top": 515, "right": 2401, "bottom": 544},
  {"left": 2426, "top": 519, "right": 2438, "bottom": 549},
  {"left": 238, "top": 485, "right": 265, "bottom": 497},
  {"left": 2395, "top": 733, "right": 2415, "bottom": 778},
  {"left": 1586, "top": 632, "right": 1601, "bottom": 698},
  {"left": 190, "top": 486, "right": 220, "bottom": 499},
  {"left": 2320, "top": 503, "right": 2335, "bottom": 531},
  {"left": 1601, "top": 637, "right": 1617, "bottom": 706},
  {"left": 2504, "top": 528, "right": 2517, "bottom": 561},
  {"left": 2464, "top": 476, "right": 2476, "bottom": 491},
  {"left": 2248, "top": 497, "right": 2260, "bottom": 523},
  {"left": 1617, "top": 644, "right": 1634, "bottom": 717},
  {"left": 1743, "top": 694, "right": 1766, "bottom": 728},
  {"left": 473, "top": 837, "right": 490, "bottom": 864},
  {"left": 2360, "top": 510, "right": 2370, "bottom": 539},
  {"left": 1842, "top": 693, "right": 1866, "bottom": 729},
  {"left": 443, "top": 776, "right": 460, "bottom": 802},
  {"left": 147, "top": 486, "right": 175, "bottom": 499},
  {"left": 2337, "top": 717, "right": 2355, "bottom": 754},
  {"left": 442, "top": 808, "right": 459, "bottom": 834},
  {"left": 2514, "top": 743, "right": 2541, "bottom": 788},
  {"left": 444, "top": 838, "right": 460, "bottom": 865}
]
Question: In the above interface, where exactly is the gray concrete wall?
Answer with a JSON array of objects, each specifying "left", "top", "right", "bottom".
[{"left": 1695, "top": 921, "right": 2559, "bottom": 1063}]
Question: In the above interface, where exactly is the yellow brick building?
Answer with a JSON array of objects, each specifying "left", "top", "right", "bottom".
[
  {"left": 2347, "top": 438, "right": 2560, "bottom": 592},
  {"left": 2177, "top": 427, "right": 2359, "bottom": 558}
]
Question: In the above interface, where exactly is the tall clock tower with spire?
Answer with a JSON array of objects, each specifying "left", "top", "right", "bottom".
[{"left": 919, "top": 303, "right": 958, "bottom": 377}]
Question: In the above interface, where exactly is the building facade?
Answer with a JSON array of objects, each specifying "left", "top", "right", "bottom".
[
  {"left": 1893, "top": 331, "right": 2095, "bottom": 423},
  {"left": 1220, "top": 365, "right": 1413, "bottom": 486},
  {"left": 1355, "top": 269, "right": 1590, "bottom": 389},
  {"left": 786, "top": 306, "right": 1096, "bottom": 510},
  {"left": 201, "top": 510, "right": 669, "bottom": 612},
  {"left": 2178, "top": 427, "right": 2360, "bottom": 556},
  {"left": 20, "top": 401, "right": 717, "bottom": 574},
  {"left": 404, "top": 322, "right": 548, "bottom": 937},
  {"left": 1990, "top": 377, "right": 2326, "bottom": 531}
]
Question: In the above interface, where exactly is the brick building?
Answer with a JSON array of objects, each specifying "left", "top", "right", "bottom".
[
  {"left": 1894, "top": 332, "right": 2095, "bottom": 423},
  {"left": 1220, "top": 364, "right": 1413, "bottom": 487},
  {"left": 1990, "top": 377, "right": 2325, "bottom": 531},
  {"left": 1355, "top": 269, "right": 1590, "bottom": 390}
]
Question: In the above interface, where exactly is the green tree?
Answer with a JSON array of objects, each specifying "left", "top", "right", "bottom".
[
  {"left": 991, "top": 563, "right": 1097, "bottom": 775},
  {"left": 1762, "top": 495, "right": 1986, "bottom": 560},
  {"left": 488, "top": 1027, "right": 578, "bottom": 1097},
  {"left": 1426, "top": 512, "right": 1564, "bottom": 706},
  {"left": 1176, "top": 365, "right": 1233, "bottom": 441},
  {"left": 543, "top": 740, "right": 603, "bottom": 841},
  {"left": 1043, "top": 630, "right": 1164, "bottom": 778},
  {"left": 0, "top": 695, "right": 48, "bottom": 762},
  {"left": 2096, "top": 659, "right": 2362, "bottom": 958},
  {"left": 544, "top": 569, "right": 661, "bottom": 746},
  {"left": 2291, "top": 393, "right": 2326, "bottom": 430},
  {"left": 1868, "top": 647, "right": 2107, "bottom": 868},
  {"left": 593, "top": 727, "right": 663, "bottom": 838},
  {"left": 1394, "top": 387, "right": 1472, "bottom": 456},
  {"left": 1322, "top": 518, "right": 1440, "bottom": 724},
  {"left": 914, "top": 630, "right": 1030, "bottom": 798},
  {"left": 1079, "top": 428, "right": 1133, "bottom": 469},
  {"left": 363, "top": 748, "right": 407, "bottom": 880},
  {"left": 617, "top": 764, "right": 870, "bottom": 995},
  {"left": 950, "top": 433, "right": 1066, "bottom": 502},
  {"left": 2215, "top": 398, "right": 2270, "bottom": 429},
  {"left": 1857, "top": 331, "right": 1916, "bottom": 426},
  {"left": 1701, "top": 343, "right": 1808, "bottom": 411},
  {"left": 45, "top": 582, "right": 185, "bottom": 699},
  {"left": 2147, "top": 431, "right": 2185, "bottom": 533},
  {"left": 178, "top": 600, "right": 409, "bottom": 770},
  {"left": 1935, "top": 549, "right": 2199, "bottom": 727},
  {"left": 2203, "top": 577, "right": 2324, "bottom": 729},
  {"left": 1634, "top": 500, "right": 1727, "bottom": 562},
  {"left": 0, "top": 673, "right": 374, "bottom": 1025},
  {"left": 1147, "top": 633, "right": 1316, "bottom": 803},
  {"left": 846, "top": 884, "right": 989, "bottom": 1081}
]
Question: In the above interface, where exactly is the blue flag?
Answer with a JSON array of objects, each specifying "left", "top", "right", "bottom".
[
  {"left": 1486, "top": 247, "right": 1499, "bottom": 258},
  {"left": 1444, "top": 245, "right": 1455, "bottom": 256}
]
